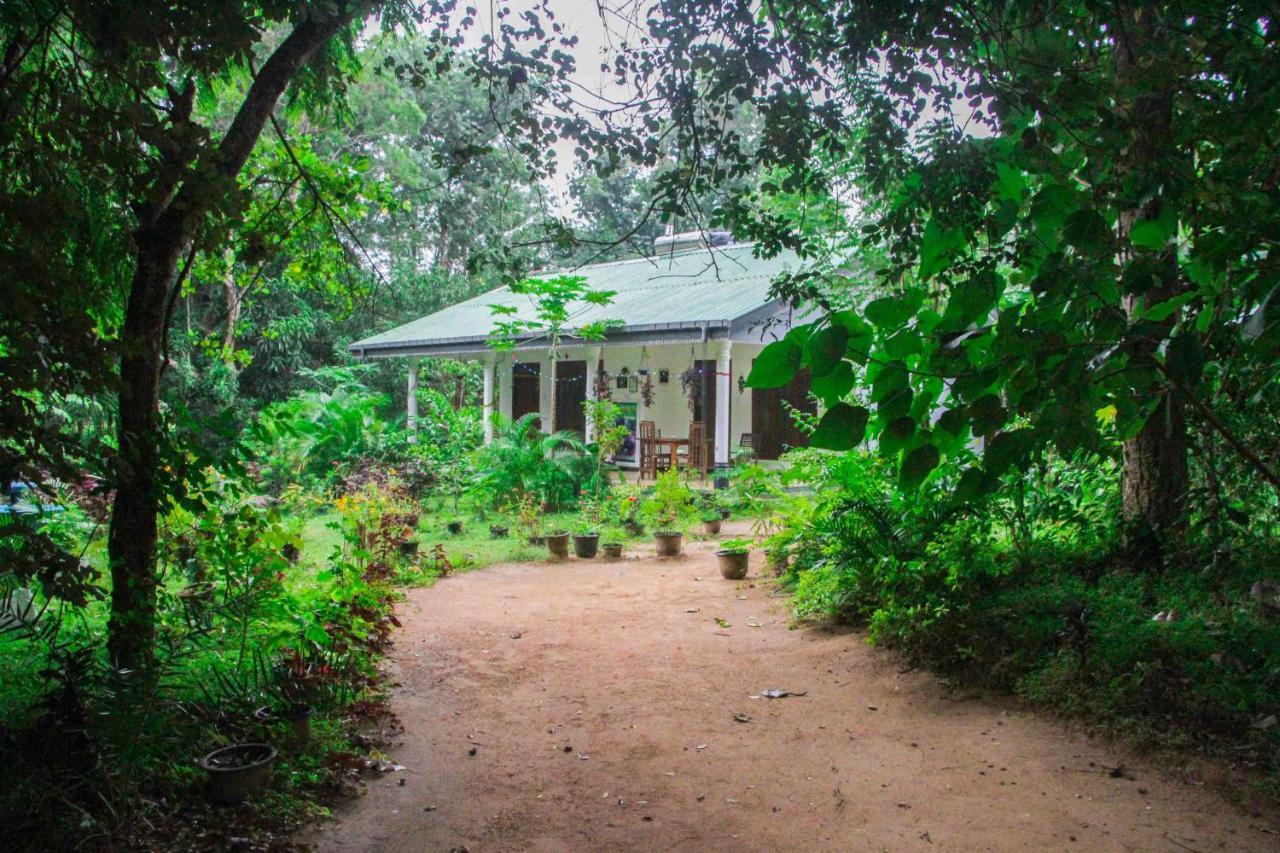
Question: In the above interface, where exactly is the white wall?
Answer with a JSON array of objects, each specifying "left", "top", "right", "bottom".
[{"left": 541, "top": 340, "right": 764, "bottom": 467}]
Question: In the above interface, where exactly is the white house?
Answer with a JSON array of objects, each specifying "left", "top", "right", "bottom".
[{"left": 349, "top": 234, "right": 815, "bottom": 471}]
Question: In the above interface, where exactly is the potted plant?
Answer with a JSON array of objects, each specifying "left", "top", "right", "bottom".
[
  {"left": 572, "top": 529, "right": 599, "bottom": 558},
  {"left": 572, "top": 493, "right": 603, "bottom": 558},
  {"left": 716, "top": 538, "right": 752, "bottom": 580},
  {"left": 600, "top": 526, "right": 626, "bottom": 560},
  {"left": 700, "top": 510, "right": 722, "bottom": 535},
  {"left": 646, "top": 469, "right": 693, "bottom": 557},
  {"left": 514, "top": 493, "right": 543, "bottom": 544},
  {"left": 199, "top": 743, "right": 278, "bottom": 805},
  {"left": 490, "top": 523, "right": 509, "bottom": 538},
  {"left": 446, "top": 519, "right": 464, "bottom": 535},
  {"left": 545, "top": 529, "right": 570, "bottom": 560}
]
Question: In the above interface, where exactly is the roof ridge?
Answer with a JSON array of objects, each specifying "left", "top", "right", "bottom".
[{"left": 537, "top": 241, "right": 762, "bottom": 276}]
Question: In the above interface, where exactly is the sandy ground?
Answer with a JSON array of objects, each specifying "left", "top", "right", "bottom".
[{"left": 304, "top": 528, "right": 1277, "bottom": 852}]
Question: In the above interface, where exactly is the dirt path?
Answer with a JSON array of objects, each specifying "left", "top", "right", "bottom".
[{"left": 305, "top": 530, "right": 1276, "bottom": 852}]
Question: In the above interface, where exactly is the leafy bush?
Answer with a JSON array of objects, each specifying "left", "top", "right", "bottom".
[
  {"left": 472, "top": 413, "right": 601, "bottom": 511},
  {"left": 783, "top": 449, "right": 1280, "bottom": 775}
]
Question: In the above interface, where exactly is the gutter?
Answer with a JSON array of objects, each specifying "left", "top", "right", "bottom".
[{"left": 348, "top": 319, "right": 734, "bottom": 359}]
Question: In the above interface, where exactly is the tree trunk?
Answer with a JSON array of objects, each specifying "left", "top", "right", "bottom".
[
  {"left": 105, "top": 6, "right": 361, "bottom": 671},
  {"left": 106, "top": 229, "right": 186, "bottom": 669},
  {"left": 1114, "top": 5, "right": 1188, "bottom": 563},
  {"left": 223, "top": 250, "right": 241, "bottom": 367}
]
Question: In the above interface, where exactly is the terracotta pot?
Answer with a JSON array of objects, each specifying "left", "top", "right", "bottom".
[
  {"left": 653, "top": 531, "right": 683, "bottom": 557},
  {"left": 601, "top": 543, "right": 623, "bottom": 560},
  {"left": 702, "top": 519, "right": 721, "bottom": 535},
  {"left": 717, "top": 550, "right": 750, "bottom": 580},
  {"left": 199, "top": 743, "right": 277, "bottom": 805},
  {"left": 572, "top": 533, "right": 599, "bottom": 559},
  {"left": 545, "top": 532, "right": 570, "bottom": 560}
]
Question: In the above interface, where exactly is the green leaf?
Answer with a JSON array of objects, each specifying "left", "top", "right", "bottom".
[
  {"left": 810, "top": 360, "right": 856, "bottom": 405},
  {"left": 864, "top": 296, "right": 915, "bottom": 329},
  {"left": 809, "top": 403, "right": 870, "bottom": 451},
  {"left": 940, "top": 270, "right": 1002, "bottom": 329},
  {"left": 1129, "top": 219, "right": 1171, "bottom": 250},
  {"left": 919, "top": 217, "right": 966, "bottom": 280},
  {"left": 747, "top": 336, "right": 803, "bottom": 388},
  {"left": 1138, "top": 292, "right": 1194, "bottom": 323},
  {"left": 936, "top": 407, "right": 968, "bottom": 436},
  {"left": 953, "top": 466, "right": 988, "bottom": 502},
  {"left": 983, "top": 428, "right": 1035, "bottom": 480},
  {"left": 994, "top": 162, "right": 1025, "bottom": 202},
  {"left": 805, "top": 324, "right": 849, "bottom": 376},
  {"left": 968, "top": 393, "right": 1007, "bottom": 435},
  {"left": 900, "top": 444, "right": 941, "bottom": 490},
  {"left": 1063, "top": 208, "right": 1110, "bottom": 253}
]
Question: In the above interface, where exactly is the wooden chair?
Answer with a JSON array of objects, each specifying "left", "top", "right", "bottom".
[
  {"left": 679, "top": 422, "right": 705, "bottom": 477},
  {"left": 638, "top": 420, "right": 658, "bottom": 479}
]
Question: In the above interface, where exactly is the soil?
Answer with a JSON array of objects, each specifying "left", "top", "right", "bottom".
[{"left": 304, "top": 525, "right": 1278, "bottom": 851}]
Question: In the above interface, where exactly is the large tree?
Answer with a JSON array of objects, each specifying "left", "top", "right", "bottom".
[
  {"left": 622, "top": 1, "right": 1280, "bottom": 562},
  {"left": 1, "top": 0, "right": 594, "bottom": 670}
]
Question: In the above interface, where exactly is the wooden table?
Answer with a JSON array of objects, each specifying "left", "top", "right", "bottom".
[{"left": 646, "top": 436, "right": 687, "bottom": 471}]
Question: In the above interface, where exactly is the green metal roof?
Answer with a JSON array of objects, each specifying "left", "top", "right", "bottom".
[{"left": 349, "top": 243, "right": 800, "bottom": 357}]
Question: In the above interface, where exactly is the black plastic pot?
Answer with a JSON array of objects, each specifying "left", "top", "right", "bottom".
[
  {"left": 601, "top": 542, "right": 624, "bottom": 560},
  {"left": 199, "top": 743, "right": 277, "bottom": 805},
  {"left": 719, "top": 508, "right": 732, "bottom": 520},
  {"left": 446, "top": 520, "right": 464, "bottom": 535},
  {"left": 397, "top": 540, "right": 419, "bottom": 559},
  {"left": 572, "top": 533, "right": 599, "bottom": 558},
  {"left": 490, "top": 525, "right": 509, "bottom": 539},
  {"left": 702, "top": 519, "right": 722, "bottom": 535}
]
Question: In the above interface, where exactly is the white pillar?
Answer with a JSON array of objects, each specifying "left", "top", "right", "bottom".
[
  {"left": 497, "top": 353, "right": 513, "bottom": 421},
  {"left": 538, "top": 350, "right": 555, "bottom": 432},
  {"left": 584, "top": 345, "right": 602, "bottom": 443},
  {"left": 482, "top": 354, "right": 496, "bottom": 445},
  {"left": 406, "top": 356, "right": 420, "bottom": 433},
  {"left": 715, "top": 338, "right": 732, "bottom": 468}
]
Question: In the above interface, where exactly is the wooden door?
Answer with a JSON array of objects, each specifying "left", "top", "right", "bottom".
[
  {"left": 750, "top": 367, "right": 814, "bottom": 460},
  {"left": 691, "top": 359, "right": 722, "bottom": 465},
  {"left": 512, "top": 361, "right": 540, "bottom": 425},
  {"left": 554, "top": 360, "right": 587, "bottom": 436}
]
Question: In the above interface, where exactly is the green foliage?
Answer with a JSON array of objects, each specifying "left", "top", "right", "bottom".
[
  {"left": 782, "top": 448, "right": 1280, "bottom": 775},
  {"left": 489, "top": 275, "right": 619, "bottom": 352},
  {"left": 472, "top": 414, "right": 601, "bottom": 512},
  {"left": 642, "top": 468, "right": 696, "bottom": 532},
  {"left": 719, "top": 537, "right": 752, "bottom": 554}
]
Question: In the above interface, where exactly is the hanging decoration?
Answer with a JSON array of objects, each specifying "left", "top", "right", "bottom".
[
  {"left": 678, "top": 348, "right": 703, "bottom": 413},
  {"left": 616, "top": 366, "right": 630, "bottom": 390},
  {"left": 658, "top": 368, "right": 670, "bottom": 384},
  {"left": 640, "top": 371, "right": 655, "bottom": 407},
  {"left": 593, "top": 364, "right": 612, "bottom": 401}
]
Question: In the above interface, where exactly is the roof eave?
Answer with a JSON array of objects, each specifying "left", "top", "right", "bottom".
[{"left": 349, "top": 320, "right": 735, "bottom": 360}]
